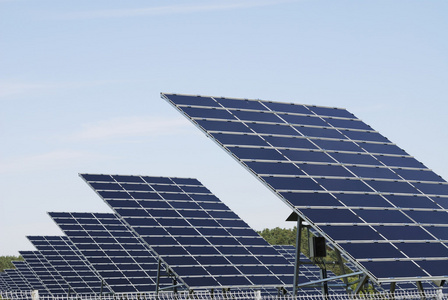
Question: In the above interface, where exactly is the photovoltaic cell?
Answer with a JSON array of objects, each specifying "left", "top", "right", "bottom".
[
  {"left": 80, "top": 173, "right": 295, "bottom": 290},
  {"left": 162, "top": 93, "right": 448, "bottom": 283},
  {"left": 0, "top": 273, "right": 10, "bottom": 291},
  {"left": 27, "top": 236, "right": 110, "bottom": 294},
  {"left": 20, "top": 251, "right": 70, "bottom": 295},
  {"left": 49, "top": 212, "right": 171, "bottom": 293}
]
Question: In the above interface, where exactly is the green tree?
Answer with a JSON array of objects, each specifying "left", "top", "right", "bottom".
[{"left": 0, "top": 255, "right": 23, "bottom": 272}]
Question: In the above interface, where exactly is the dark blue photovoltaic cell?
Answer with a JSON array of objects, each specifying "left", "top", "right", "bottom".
[
  {"left": 263, "top": 176, "right": 322, "bottom": 191},
  {"left": 384, "top": 195, "right": 440, "bottom": 209},
  {"left": 307, "top": 106, "right": 355, "bottom": 118},
  {"left": 300, "top": 208, "right": 362, "bottom": 223},
  {"left": 183, "top": 107, "right": 236, "bottom": 120},
  {"left": 247, "top": 123, "right": 299, "bottom": 135},
  {"left": 196, "top": 120, "right": 252, "bottom": 133},
  {"left": 232, "top": 110, "right": 283, "bottom": 123},
  {"left": 323, "top": 118, "right": 373, "bottom": 130},
  {"left": 227, "top": 147, "right": 286, "bottom": 161},
  {"left": 295, "top": 127, "right": 346, "bottom": 139},
  {"left": 81, "top": 173, "right": 295, "bottom": 289},
  {"left": 319, "top": 225, "right": 383, "bottom": 240},
  {"left": 365, "top": 180, "right": 417, "bottom": 194},
  {"left": 264, "top": 102, "right": 310, "bottom": 114},
  {"left": 418, "top": 260, "right": 448, "bottom": 276},
  {"left": 313, "top": 139, "right": 363, "bottom": 152},
  {"left": 374, "top": 155, "right": 425, "bottom": 168},
  {"left": 298, "top": 164, "right": 354, "bottom": 177},
  {"left": 163, "top": 93, "right": 448, "bottom": 282},
  {"left": 215, "top": 98, "right": 267, "bottom": 110},
  {"left": 341, "top": 130, "right": 390, "bottom": 143},
  {"left": 281, "top": 192, "right": 342, "bottom": 207},
  {"left": 361, "top": 261, "right": 426, "bottom": 278},
  {"left": 354, "top": 209, "right": 412, "bottom": 224},
  {"left": 342, "top": 243, "right": 404, "bottom": 259},
  {"left": 246, "top": 161, "right": 305, "bottom": 175},
  {"left": 263, "top": 136, "right": 318, "bottom": 149},
  {"left": 394, "top": 169, "right": 444, "bottom": 182},
  {"left": 315, "top": 178, "right": 372, "bottom": 192},
  {"left": 279, "top": 114, "right": 328, "bottom": 126},
  {"left": 358, "top": 142, "right": 407, "bottom": 155},
  {"left": 414, "top": 183, "right": 448, "bottom": 195},
  {"left": 405, "top": 210, "right": 448, "bottom": 224},
  {"left": 347, "top": 166, "right": 400, "bottom": 180},
  {"left": 211, "top": 133, "right": 269, "bottom": 146},
  {"left": 394, "top": 243, "right": 448, "bottom": 257},
  {"left": 166, "top": 94, "right": 220, "bottom": 107}
]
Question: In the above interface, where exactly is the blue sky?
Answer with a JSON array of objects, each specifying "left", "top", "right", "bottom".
[{"left": 1, "top": 0, "right": 447, "bottom": 256}]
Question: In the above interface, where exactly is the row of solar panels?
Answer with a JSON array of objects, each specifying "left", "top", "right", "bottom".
[{"left": 0, "top": 173, "right": 347, "bottom": 296}]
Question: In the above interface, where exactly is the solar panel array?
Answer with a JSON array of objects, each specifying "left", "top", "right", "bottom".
[
  {"left": 13, "top": 261, "right": 49, "bottom": 293},
  {"left": 80, "top": 173, "right": 296, "bottom": 290},
  {"left": 20, "top": 251, "right": 70, "bottom": 294},
  {"left": 27, "top": 236, "right": 109, "bottom": 294},
  {"left": 49, "top": 212, "right": 171, "bottom": 293},
  {"left": 0, "top": 274, "right": 9, "bottom": 291},
  {"left": 4, "top": 269, "right": 31, "bottom": 291},
  {"left": 162, "top": 93, "right": 448, "bottom": 283}
]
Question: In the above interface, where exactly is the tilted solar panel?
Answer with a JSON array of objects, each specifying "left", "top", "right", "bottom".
[
  {"left": 13, "top": 261, "right": 49, "bottom": 294},
  {"left": 0, "top": 273, "right": 10, "bottom": 291},
  {"left": 48, "top": 212, "right": 171, "bottom": 293},
  {"left": 27, "top": 236, "right": 110, "bottom": 294},
  {"left": 20, "top": 251, "right": 70, "bottom": 295},
  {"left": 0, "top": 271, "right": 19, "bottom": 291},
  {"left": 79, "top": 173, "right": 296, "bottom": 290},
  {"left": 4, "top": 269, "right": 32, "bottom": 291},
  {"left": 162, "top": 93, "right": 448, "bottom": 283}
]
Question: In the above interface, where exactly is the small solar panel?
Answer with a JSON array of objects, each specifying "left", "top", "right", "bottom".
[
  {"left": 20, "top": 251, "right": 70, "bottom": 295},
  {"left": 13, "top": 261, "right": 49, "bottom": 294},
  {"left": 4, "top": 269, "right": 32, "bottom": 291},
  {"left": 163, "top": 93, "right": 448, "bottom": 283},
  {"left": 80, "top": 173, "right": 295, "bottom": 290},
  {"left": 28, "top": 236, "right": 110, "bottom": 294},
  {"left": 48, "top": 212, "right": 171, "bottom": 293}
]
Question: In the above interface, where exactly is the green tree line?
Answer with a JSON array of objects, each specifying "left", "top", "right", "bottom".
[{"left": 0, "top": 255, "right": 23, "bottom": 272}]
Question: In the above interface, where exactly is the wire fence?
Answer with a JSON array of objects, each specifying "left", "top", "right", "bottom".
[{"left": 1, "top": 289, "right": 447, "bottom": 300}]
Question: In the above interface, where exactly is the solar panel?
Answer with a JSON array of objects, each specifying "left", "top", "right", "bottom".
[
  {"left": 48, "top": 212, "right": 171, "bottom": 293},
  {"left": 80, "top": 173, "right": 296, "bottom": 290},
  {"left": 27, "top": 236, "right": 110, "bottom": 294},
  {"left": 0, "top": 271, "right": 19, "bottom": 291},
  {"left": 162, "top": 93, "right": 448, "bottom": 283},
  {"left": 0, "top": 273, "right": 10, "bottom": 291},
  {"left": 4, "top": 269, "right": 32, "bottom": 291},
  {"left": 12, "top": 261, "right": 50, "bottom": 294},
  {"left": 20, "top": 251, "right": 70, "bottom": 295}
]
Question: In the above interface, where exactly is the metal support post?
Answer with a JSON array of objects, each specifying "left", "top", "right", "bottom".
[
  {"left": 354, "top": 274, "right": 368, "bottom": 294},
  {"left": 293, "top": 217, "right": 303, "bottom": 296},
  {"left": 320, "top": 268, "right": 328, "bottom": 297},
  {"left": 416, "top": 281, "right": 426, "bottom": 300},
  {"left": 335, "top": 249, "right": 349, "bottom": 291},
  {"left": 155, "top": 258, "right": 161, "bottom": 295}
]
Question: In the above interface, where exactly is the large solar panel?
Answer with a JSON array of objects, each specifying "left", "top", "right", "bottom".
[
  {"left": 13, "top": 261, "right": 50, "bottom": 293},
  {"left": 4, "top": 269, "right": 32, "bottom": 291},
  {"left": 49, "top": 212, "right": 171, "bottom": 293},
  {"left": 27, "top": 236, "right": 110, "bottom": 294},
  {"left": 20, "top": 251, "right": 70, "bottom": 295},
  {"left": 162, "top": 93, "right": 448, "bottom": 283},
  {"left": 80, "top": 173, "right": 296, "bottom": 290}
]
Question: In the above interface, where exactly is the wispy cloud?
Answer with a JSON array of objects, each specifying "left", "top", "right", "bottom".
[
  {"left": 69, "top": 116, "right": 193, "bottom": 141},
  {"left": 58, "top": 0, "right": 298, "bottom": 19},
  {"left": 0, "top": 150, "right": 99, "bottom": 173}
]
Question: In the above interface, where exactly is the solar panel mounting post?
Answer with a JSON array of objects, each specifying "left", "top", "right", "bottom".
[{"left": 293, "top": 216, "right": 303, "bottom": 296}]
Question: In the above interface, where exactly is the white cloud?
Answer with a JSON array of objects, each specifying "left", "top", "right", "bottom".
[
  {"left": 0, "top": 150, "right": 99, "bottom": 173},
  {"left": 69, "top": 116, "right": 194, "bottom": 141},
  {"left": 58, "top": 0, "right": 298, "bottom": 19}
]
